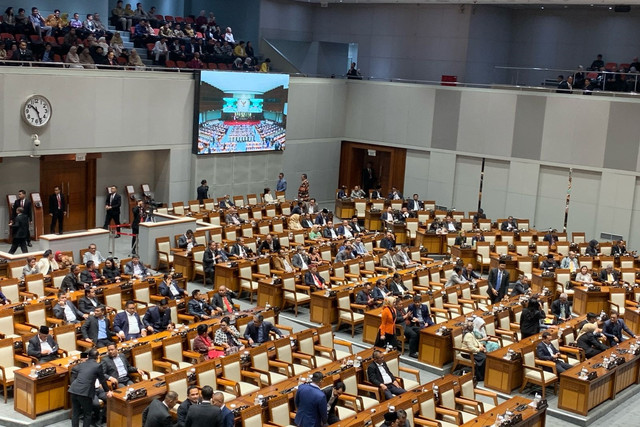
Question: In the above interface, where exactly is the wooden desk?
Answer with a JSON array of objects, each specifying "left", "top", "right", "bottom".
[
  {"left": 310, "top": 289, "right": 340, "bottom": 325},
  {"left": 364, "top": 210, "right": 382, "bottom": 232},
  {"left": 573, "top": 286, "right": 611, "bottom": 315},
  {"left": 335, "top": 199, "right": 355, "bottom": 219},
  {"left": 415, "top": 231, "right": 445, "bottom": 254},
  {"left": 418, "top": 324, "right": 454, "bottom": 367},
  {"left": 173, "top": 251, "right": 194, "bottom": 281},
  {"left": 530, "top": 272, "right": 557, "bottom": 301},
  {"left": 257, "top": 279, "right": 283, "bottom": 309},
  {"left": 625, "top": 308, "right": 640, "bottom": 335},
  {"left": 460, "top": 396, "right": 545, "bottom": 427},
  {"left": 108, "top": 375, "right": 167, "bottom": 427},
  {"left": 450, "top": 245, "right": 477, "bottom": 269},
  {"left": 392, "top": 222, "right": 407, "bottom": 245},
  {"left": 215, "top": 262, "right": 239, "bottom": 293},
  {"left": 558, "top": 338, "right": 640, "bottom": 415},
  {"left": 14, "top": 364, "right": 69, "bottom": 419}
]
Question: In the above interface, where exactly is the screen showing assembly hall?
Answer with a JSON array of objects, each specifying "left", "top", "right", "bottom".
[{"left": 194, "top": 71, "right": 289, "bottom": 154}]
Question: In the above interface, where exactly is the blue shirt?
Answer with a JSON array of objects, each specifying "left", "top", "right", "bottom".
[
  {"left": 97, "top": 318, "right": 107, "bottom": 339},
  {"left": 276, "top": 178, "right": 287, "bottom": 192}
]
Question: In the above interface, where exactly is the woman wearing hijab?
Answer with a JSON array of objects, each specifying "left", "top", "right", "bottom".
[
  {"left": 65, "top": 46, "right": 83, "bottom": 68},
  {"left": 79, "top": 47, "right": 95, "bottom": 69},
  {"left": 577, "top": 323, "right": 608, "bottom": 358},
  {"left": 97, "top": 37, "right": 109, "bottom": 55},
  {"left": 472, "top": 317, "right": 500, "bottom": 352},
  {"left": 110, "top": 31, "right": 124, "bottom": 57},
  {"left": 128, "top": 49, "right": 145, "bottom": 69},
  {"left": 288, "top": 213, "right": 303, "bottom": 231},
  {"left": 461, "top": 321, "right": 486, "bottom": 381}
]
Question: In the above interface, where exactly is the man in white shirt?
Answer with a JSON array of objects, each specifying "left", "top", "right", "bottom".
[
  {"left": 27, "top": 325, "right": 60, "bottom": 363},
  {"left": 53, "top": 293, "right": 88, "bottom": 324},
  {"left": 113, "top": 301, "right": 153, "bottom": 340},
  {"left": 366, "top": 350, "right": 406, "bottom": 399},
  {"left": 83, "top": 243, "right": 106, "bottom": 265},
  {"left": 101, "top": 343, "right": 145, "bottom": 388}
]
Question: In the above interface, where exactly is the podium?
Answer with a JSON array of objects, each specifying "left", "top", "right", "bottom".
[{"left": 30, "top": 192, "right": 44, "bottom": 241}]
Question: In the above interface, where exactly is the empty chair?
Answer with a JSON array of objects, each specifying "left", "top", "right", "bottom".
[
  {"left": 162, "top": 335, "right": 194, "bottom": 370},
  {"left": 520, "top": 344, "right": 558, "bottom": 399},
  {"left": 273, "top": 337, "right": 310, "bottom": 376},
  {"left": 282, "top": 272, "right": 310, "bottom": 316},
  {"left": 337, "top": 291, "right": 364, "bottom": 337},
  {"left": 220, "top": 352, "right": 261, "bottom": 395}
]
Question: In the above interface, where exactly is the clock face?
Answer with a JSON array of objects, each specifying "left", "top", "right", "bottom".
[{"left": 22, "top": 95, "right": 52, "bottom": 127}]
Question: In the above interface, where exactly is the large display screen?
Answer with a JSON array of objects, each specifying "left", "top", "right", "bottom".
[{"left": 194, "top": 71, "right": 289, "bottom": 154}]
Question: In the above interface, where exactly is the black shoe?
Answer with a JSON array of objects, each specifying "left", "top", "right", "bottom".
[
  {"left": 409, "top": 352, "right": 418, "bottom": 358},
  {"left": 114, "top": 235, "right": 121, "bottom": 238},
  {"left": 27, "top": 242, "right": 32, "bottom": 247}
]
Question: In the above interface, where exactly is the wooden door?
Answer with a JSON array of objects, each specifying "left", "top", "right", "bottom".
[
  {"left": 40, "top": 156, "right": 97, "bottom": 232},
  {"left": 339, "top": 141, "right": 406, "bottom": 196}
]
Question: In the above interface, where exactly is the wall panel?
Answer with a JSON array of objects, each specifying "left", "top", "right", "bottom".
[
  {"left": 534, "top": 166, "right": 568, "bottom": 231},
  {"left": 452, "top": 156, "right": 482, "bottom": 213}
]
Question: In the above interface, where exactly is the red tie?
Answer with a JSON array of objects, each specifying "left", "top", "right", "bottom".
[
  {"left": 57, "top": 195, "right": 61, "bottom": 209},
  {"left": 313, "top": 273, "right": 322, "bottom": 289},
  {"left": 223, "top": 296, "right": 232, "bottom": 313}
]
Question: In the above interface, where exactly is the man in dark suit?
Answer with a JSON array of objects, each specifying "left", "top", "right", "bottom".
[
  {"left": 362, "top": 162, "right": 376, "bottom": 193},
  {"left": 355, "top": 284, "right": 380, "bottom": 309},
  {"left": 212, "top": 392, "right": 234, "bottom": 427},
  {"left": 185, "top": 385, "right": 222, "bottom": 427},
  {"left": 314, "top": 209, "right": 329, "bottom": 226},
  {"left": 188, "top": 290, "right": 214, "bottom": 320},
  {"left": 114, "top": 301, "right": 153, "bottom": 340},
  {"left": 380, "top": 232, "right": 396, "bottom": 250},
  {"left": 389, "top": 273, "right": 410, "bottom": 297},
  {"left": 602, "top": 310, "right": 637, "bottom": 346},
  {"left": 142, "top": 391, "right": 179, "bottom": 427},
  {"left": 599, "top": 264, "right": 620, "bottom": 283},
  {"left": 178, "top": 386, "right": 201, "bottom": 426},
  {"left": 15, "top": 40, "right": 34, "bottom": 61},
  {"left": 196, "top": 180, "right": 209, "bottom": 204},
  {"left": 69, "top": 348, "right": 113, "bottom": 427},
  {"left": 53, "top": 292, "right": 88, "bottom": 324},
  {"left": 211, "top": 285, "right": 237, "bottom": 315},
  {"left": 408, "top": 194, "right": 423, "bottom": 212},
  {"left": 510, "top": 275, "right": 530, "bottom": 297},
  {"left": 243, "top": 314, "right": 283, "bottom": 346},
  {"left": 550, "top": 293, "right": 572, "bottom": 323},
  {"left": 103, "top": 186, "right": 122, "bottom": 235},
  {"left": 487, "top": 261, "right": 509, "bottom": 304},
  {"left": 258, "top": 233, "right": 281, "bottom": 253},
  {"left": 219, "top": 195, "right": 235, "bottom": 210},
  {"left": 322, "top": 221, "right": 339, "bottom": 239},
  {"left": 177, "top": 229, "right": 195, "bottom": 250},
  {"left": 300, "top": 214, "right": 314, "bottom": 229},
  {"left": 27, "top": 325, "right": 60, "bottom": 363},
  {"left": 229, "top": 237, "right": 251, "bottom": 259},
  {"left": 350, "top": 215, "right": 365, "bottom": 233},
  {"left": 78, "top": 287, "right": 101, "bottom": 314},
  {"left": 203, "top": 241, "right": 217, "bottom": 285},
  {"left": 48, "top": 185, "right": 66, "bottom": 234},
  {"left": 81, "top": 306, "right": 114, "bottom": 348},
  {"left": 13, "top": 190, "right": 32, "bottom": 247},
  {"left": 542, "top": 229, "right": 558, "bottom": 245},
  {"left": 500, "top": 216, "right": 518, "bottom": 231},
  {"left": 370, "top": 184, "right": 383, "bottom": 200},
  {"left": 131, "top": 199, "right": 144, "bottom": 252},
  {"left": 304, "top": 264, "right": 326, "bottom": 290},
  {"left": 406, "top": 296, "right": 434, "bottom": 358},
  {"left": 387, "top": 187, "right": 403, "bottom": 200},
  {"left": 9, "top": 206, "right": 29, "bottom": 254},
  {"left": 323, "top": 381, "right": 346, "bottom": 424},
  {"left": 80, "top": 261, "right": 102, "bottom": 287},
  {"left": 536, "top": 332, "right": 572, "bottom": 373},
  {"left": 158, "top": 273, "right": 186, "bottom": 300},
  {"left": 101, "top": 343, "right": 144, "bottom": 388},
  {"left": 61, "top": 265, "right": 84, "bottom": 293},
  {"left": 294, "top": 372, "right": 328, "bottom": 427},
  {"left": 124, "top": 255, "right": 150, "bottom": 278},
  {"left": 367, "top": 350, "right": 406, "bottom": 399},
  {"left": 143, "top": 298, "right": 172, "bottom": 332}
]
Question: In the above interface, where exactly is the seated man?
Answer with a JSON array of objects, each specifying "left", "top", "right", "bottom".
[
  {"left": 380, "top": 249, "right": 397, "bottom": 272},
  {"left": 304, "top": 264, "right": 327, "bottom": 290},
  {"left": 550, "top": 293, "right": 572, "bottom": 323},
  {"left": 500, "top": 216, "right": 518, "bottom": 231},
  {"left": 444, "top": 265, "right": 467, "bottom": 288},
  {"left": 81, "top": 305, "right": 114, "bottom": 348},
  {"left": 461, "top": 263, "right": 479, "bottom": 283},
  {"left": 560, "top": 251, "right": 580, "bottom": 272},
  {"left": 27, "top": 326, "right": 60, "bottom": 363},
  {"left": 61, "top": 264, "right": 83, "bottom": 293},
  {"left": 244, "top": 314, "right": 283, "bottom": 346},
  {"left": 53, "top": 292, "right": 88, "bottom": 324},
  {"left": 323, "top": 381, "right": 346, "bottom": 425},
  {"left": 306, "top": 199, "right": 320, "bottom": 215},
  {"left": 300, "top": 213, "right": 314, "bottom": 229},
  {"left": 540, "top": 254, "right": 559, "bottom": 271},
  {"left": 611, "top": 240, "right": 627, "bottom": 256},
  {"left": 352, "top": 237, "right": 369, "bottom": 256},
  {"left": 337, "top": 220, "right": 355, "bottom": 238},
  {"left": 335, "top": 245, "right": 355, "bottom": 263},
  {"left": 367, "top": 350, "right": 406, "bottom": 399},
  {"left": 188, "top": 290, "right": 214, "bottom": 320},
  {"left": 371, "top": 279, "right": 390, "bottom": 301},
  {"left": 114, "top": 300, "right": 154, "bottom": 341},
  {"left": 224, "top": 207, "right": 243, "bottom": 225},
  {"left": 406, "top": 296, "right": 434, "bottom": 357},
  {"left": 408, "top": 194, "right": 423, "bottom": 212},
  {"left": 337, "top": 185, "right": 348, "bottom": 199},
  {"left": 355, "top": 284, "right": 380, "bottom": 309},
  {"left": 143, "top": 298, "right": 172, "bottom": 333},
  {"left": 83, "top": 243, "right": 106, "bottom": 265},
  {"left": 350, "top": 186, "right": 366, "bottom": 199},
  {"left": 158, "top": 273, "right": 186, "bottom": 300},
  {"left": 314, "top": 209, "right": 329, "bottom": 226},
  {"left": 78, "top": 287, "right": 101, "bottom": 314},
  {"left": 292, "top": 246, "right": 310, "bottom": 270},
  {"left": 599, "top": 264, "right": 619, "bottom": 283},
  {"left": 258, "top": 233, "right": 281, "bottom": 253},
  {"left": 387, "top": 187, "right": 403, "bottom": 200},
  {"left": 124, "top": 255, "right": 151, "bottom": 279},
  {"left": 80, "top": 261, "right": 102, "bottom": 287},
  {"left": 379, "top": 232, "right": 396, "bottom": 250},
  {"left": 510, "top": 274, "right": 530, "bottom": 296},
  {"left": 101, "top": 343, "right": 144, "bottom": 388},
  {"left": 393, "top": 245, "right": 415, "bottom": 269},
  {"left": 389, "top": 273, "right": 410, "bottom": 297},
  {"left": 229, "top": 237, "right": 252, "bottom": 259},
  {"left": 322, "top": 221, "right": 339, "bottom": 240},
  {"left": 536, "top": 331, "right": 572, "bottom": 373},
  {"left": 603, "top": 310, "right": 636, "bottom": 346},
  {"left": 211, "top": 285, "right": 237, "bottom": 314},
  {"left": 381, "top": 207, "right": 396, "bottom": 226},
  {"left": 350, "top": 215, "right": 366, "bottom": 234},
  {"left": 177, "top": 229, "right": 195, "bottom": 251}
]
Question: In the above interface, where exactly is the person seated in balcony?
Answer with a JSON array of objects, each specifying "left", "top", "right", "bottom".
[{"left": 590, "top": 54, "right": 604, "bottom": 71}]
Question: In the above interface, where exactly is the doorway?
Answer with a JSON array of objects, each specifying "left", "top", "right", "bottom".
[
  {"left": 338, "top": 141, "right": 406, "bottom": 196},
  {"left": 40, "top": 156, "right": 97, "bottom": 232}
]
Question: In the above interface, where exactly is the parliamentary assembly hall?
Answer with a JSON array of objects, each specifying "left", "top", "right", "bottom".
[{"left": 1, "top": 0, "right": 640, "bottom": 426}]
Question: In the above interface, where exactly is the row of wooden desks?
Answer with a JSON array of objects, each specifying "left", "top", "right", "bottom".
[
  {"left": 461, "top": 396, "right": 545, "bottom": 427},
  {"left": 559, "top": 338, "right": 640, "bottom": 415}
]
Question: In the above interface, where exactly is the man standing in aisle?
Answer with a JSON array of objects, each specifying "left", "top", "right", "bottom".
[
  {"left": 69, "top": 348, "right": 113, "bottom": 427},
  {"left": 103, "top": 186, "right": 121, "bottom": 237},
  {"left": 13, "top": 190, "right": 32, "bottom": 247},
  {"left": 276, "top": 172, "right": 287, "bottom": 194},
  {"left": 49, "top": 185, "right": 66, "bottom": 234}
]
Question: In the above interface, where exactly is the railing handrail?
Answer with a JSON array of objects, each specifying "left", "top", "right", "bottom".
[{"left": 260, "top": 37, "right": 303, "bottom": 75}]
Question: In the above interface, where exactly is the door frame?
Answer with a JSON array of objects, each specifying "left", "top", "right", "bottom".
[
  {"left": 40, "top": 154, "right": 99, "bottom": 231},
  {"left": 338, "top": 141, "right": 406, "bottom": 195}
]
